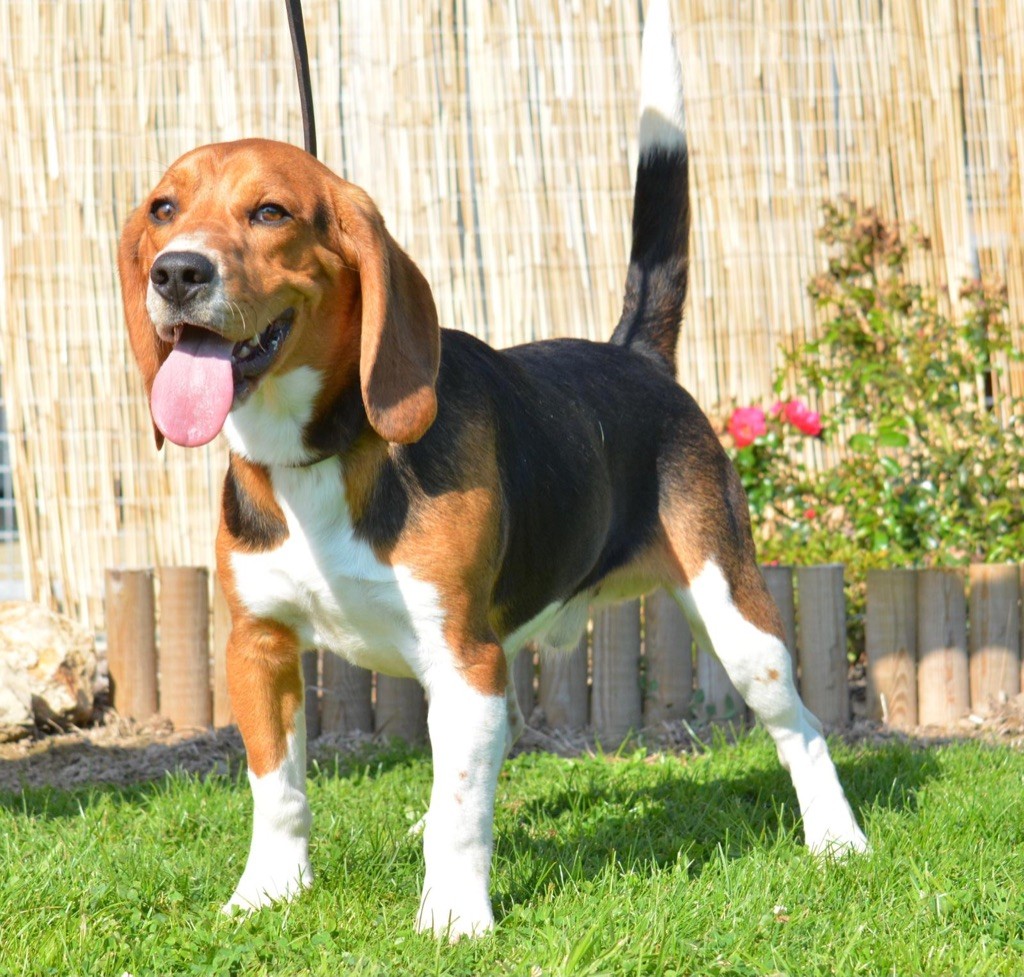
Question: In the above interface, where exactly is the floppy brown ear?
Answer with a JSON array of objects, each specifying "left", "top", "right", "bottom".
[
  {"left": 117, "top": 206, "right": 171, "bottom": 449},
  {"left": 339, "top": 192, "right": 440, "bottom": 444}
]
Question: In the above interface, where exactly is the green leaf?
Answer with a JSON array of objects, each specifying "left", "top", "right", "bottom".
[
  {"left": 880, "top": 456, "right": 902, "bottom": 479},
  {"left": 878, "top": 428, "right": 910, "bottom": 448}
]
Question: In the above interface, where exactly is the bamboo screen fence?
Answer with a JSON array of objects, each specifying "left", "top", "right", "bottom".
[{"left": 1, "top": 1, "right": 1023, "bottom": 628}]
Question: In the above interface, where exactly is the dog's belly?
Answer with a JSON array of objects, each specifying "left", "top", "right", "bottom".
[
  {"left": 502, "top": 593, "right": 592, "bottom": 655},
  {"left": 228, "top": 460, "right": 434, "bottom": 679},
  {"left": 501, "top": 553, "right": 660, "bottom": 656}
]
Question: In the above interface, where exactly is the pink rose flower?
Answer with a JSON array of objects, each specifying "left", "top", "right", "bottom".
[
  {"left": 728, "top": 406, "right": 767, "bottom": 448},
  {"left": 779, "top": 399, "right": 823, "bottom": 437}
]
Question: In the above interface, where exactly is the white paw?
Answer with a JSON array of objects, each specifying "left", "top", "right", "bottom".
[
  {"left": 407, "top": 811, "right": 428, "bottom": 838},
  {"left": 416, "top": 882, "right": 494, "bottom": 942},
  {"left": 221, "top": 859, "right": 313, "bottom": 915},
  {"left": 803, "top": 810, "right": 869, "bottom": 858}
]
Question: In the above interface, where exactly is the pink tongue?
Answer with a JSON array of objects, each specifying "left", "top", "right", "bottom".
[{"left": 151, "top": 327, "right": 235, "bottom": 447}]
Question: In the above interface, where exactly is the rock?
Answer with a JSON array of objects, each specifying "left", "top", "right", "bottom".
[
  {"left": 0, "top": 601, "right": 97, "bottom": 741},
  {"left": 0, "top": 664, "right": 34, "bottom": 740}
]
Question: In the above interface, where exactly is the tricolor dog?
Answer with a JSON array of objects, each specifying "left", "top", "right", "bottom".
[{"left": 118, "top": 1, "right": 866, "bottom": 940}]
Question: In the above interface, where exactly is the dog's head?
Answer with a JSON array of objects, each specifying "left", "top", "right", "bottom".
[{"left": 118, "top": 138, "right": 439, "bottom": 450}]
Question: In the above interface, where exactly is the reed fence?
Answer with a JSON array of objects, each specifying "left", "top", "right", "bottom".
[
  {"left": 105, "top": 562, "right": 1023, "bottom": 744},
  {"left": 2, "top": 2, "right": 1023, "bottom": 631}
]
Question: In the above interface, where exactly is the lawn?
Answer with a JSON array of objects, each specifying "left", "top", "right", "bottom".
[{"left": 2, "top": 730, "right": 1023, "bottom": 976}]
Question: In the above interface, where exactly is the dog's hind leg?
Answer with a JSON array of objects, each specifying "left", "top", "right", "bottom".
[{"left": 662, "top": 474, "right": 867, "bottom": 855}]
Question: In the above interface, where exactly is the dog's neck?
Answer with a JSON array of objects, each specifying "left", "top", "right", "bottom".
[{"left": 224, "top": 367, "right": 371, "bottom": 470}]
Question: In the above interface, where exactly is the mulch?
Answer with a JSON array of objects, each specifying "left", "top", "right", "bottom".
[{"left": 3, "top": 694, "right": 1024, "bottom": 793}]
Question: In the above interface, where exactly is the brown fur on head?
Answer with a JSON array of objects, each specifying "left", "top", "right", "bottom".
[{"left": 117, "top": 138, "right": 440, "bottom": 448}]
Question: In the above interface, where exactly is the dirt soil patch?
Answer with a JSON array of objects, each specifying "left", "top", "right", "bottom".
[{"left": 3, "top": 694, "right": 1023, "bottom": 793}]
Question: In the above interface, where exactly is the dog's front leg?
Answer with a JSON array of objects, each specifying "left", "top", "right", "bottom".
[
  {"left": 416, "top": 645, "right": 508, "bottom": 941},
  {"left": 222, "top": 620, "right": 313, "bottom": 914}
]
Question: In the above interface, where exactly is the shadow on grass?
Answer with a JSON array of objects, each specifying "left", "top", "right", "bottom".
[
  {"left": 493, "top": 736, "right": 942, "bottom": 910},
  {"left": 0, "top": 724, "right": 944, "bottom": 829},
  {"left": 0, "top": 726, "right": 244, "bottom": 819},
  {"left": 0, "top": 775, "right": 169, "bottom": 820},
  {"left": 0, "top": 730, "right": 425, "bottom": 820}
]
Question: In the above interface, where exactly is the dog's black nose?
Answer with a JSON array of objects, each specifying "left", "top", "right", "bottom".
[{"left": 150, "top": 251, "right": 216, "bottom": 307}]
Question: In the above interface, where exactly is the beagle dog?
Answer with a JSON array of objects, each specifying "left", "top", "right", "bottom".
[{"left": 118, "top": 1, "right": 866, "bottom": 940}]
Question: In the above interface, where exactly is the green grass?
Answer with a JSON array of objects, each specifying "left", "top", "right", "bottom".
[{"left": 3, "top": 731, "right": 1024, "bottom": 976}]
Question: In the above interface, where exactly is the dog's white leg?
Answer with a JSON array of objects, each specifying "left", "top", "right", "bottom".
[
  {"left": 223, "top": 709, "right": 313, "bottom": 913},
  {"left": 221, "top": 631, "right": 313, "bottom": 914},
  {"left": 676, "top": 561, "right": 868, "bottom": 856},
  {"left": 415, "top": 662, "right": 507, "bottom": 941}
]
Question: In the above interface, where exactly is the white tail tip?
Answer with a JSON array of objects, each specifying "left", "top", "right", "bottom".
[{"left": 639, "top": 0, "right": 686, "bottom": 154}]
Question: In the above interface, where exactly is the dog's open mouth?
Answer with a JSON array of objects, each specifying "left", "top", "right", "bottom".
[
  {"left": 150, "top": 310, "right": 294, "bottom": 448},
  {"left": 231, "top": 309, "right": 295, "bottom": 398}
]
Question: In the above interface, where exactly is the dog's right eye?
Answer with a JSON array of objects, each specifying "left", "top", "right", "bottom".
[{"left": 150, "top": 200, "right": 176, "bottom": 223}]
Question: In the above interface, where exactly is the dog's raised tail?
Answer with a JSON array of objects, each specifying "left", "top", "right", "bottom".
[{"left": 610, "top": 0, "right": 690, "bottom": 376}]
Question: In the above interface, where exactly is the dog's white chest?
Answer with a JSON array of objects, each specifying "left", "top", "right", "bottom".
[{"left": 229, "top": 459, "right": 436, "bottom": 678}]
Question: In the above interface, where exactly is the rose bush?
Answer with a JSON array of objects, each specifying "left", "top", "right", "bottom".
[{"left": 724, "top": 199, "right": 1024, "bottom": 657}]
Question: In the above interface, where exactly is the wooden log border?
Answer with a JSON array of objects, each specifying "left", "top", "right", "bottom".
[{"left": 104, "top": 563, "right": 1018, "bottom": 743}]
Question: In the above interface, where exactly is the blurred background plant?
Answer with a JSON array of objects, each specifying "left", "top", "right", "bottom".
[{"left": 724, "top": 199, "right": 1024, "bottom": 657}]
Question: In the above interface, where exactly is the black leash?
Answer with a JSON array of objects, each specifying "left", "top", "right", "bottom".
[{"left": 285, "top": 0, "right": 317, "bottom": 158}]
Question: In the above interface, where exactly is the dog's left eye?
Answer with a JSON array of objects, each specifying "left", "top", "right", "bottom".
[{"left": 252, "top": 204, "right": 291, "bottom": 224}]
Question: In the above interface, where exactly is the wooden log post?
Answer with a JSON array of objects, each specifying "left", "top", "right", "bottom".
[
  {"left": 105, "top": 568, "right": 158, "bottom": 721},
  {"left": 211, "top": 576, "right": 233, "bottom": 727},
  {"left": 761, "top": 565, "right": 797, "bottom": 658},
  {"left": 795, "top": 564, "right": 849, "bottom": 726},
  {"left": 642, "top": 589, "right": 693, "bottom": 726},
  {"left": 591, "top": 600, "right": 642, "bottom": 747},
  {"left": 157, "top": 566, "right": 212, "bottom": 728},
  {"left": 321, "top": 654, "right": 374, "bottom": 734},
  {"left": 696, "top": 647, "right": 745, "bottom": 724},
  {"left": 375, "top": 675, "right": 427, "bottom": 744},
  {"left": 301, "top": 650, "right": 321, "bottom": 740},
  {"left": 1020, "top": 565, "right": 1024, "bottom": 697},
  {"left": 538, "top": 635, "right": 589, "bottom": 729},
  {"left": 512, "top": 644, "right": 536, "bottom": 724},
  {"left": 968, "top": 564, "right": 1021, "bottom": 714},
  {"left": 917, "top": 568, "right": 969, "bottom": 726},
  {"left": 865, "top": 569, "right": 918, "bottom": 728},
  {"left": 762, "top": 563, "right": 797, "bottom": 724}
]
